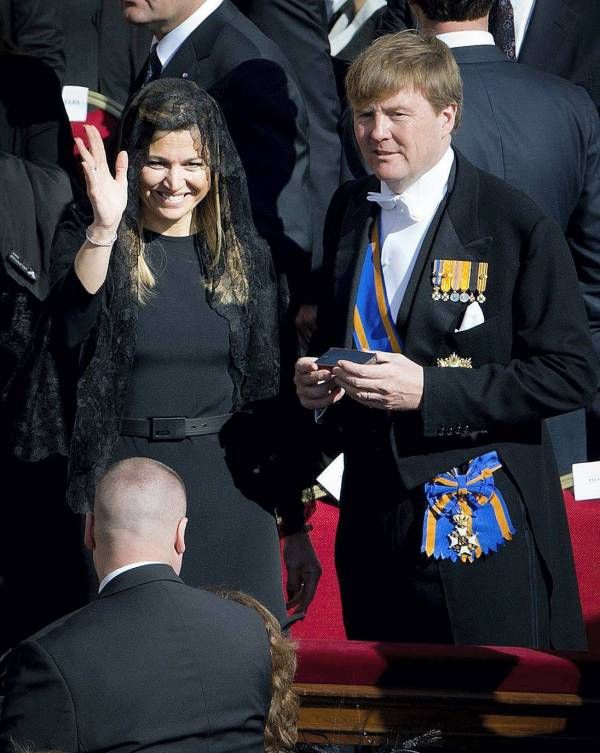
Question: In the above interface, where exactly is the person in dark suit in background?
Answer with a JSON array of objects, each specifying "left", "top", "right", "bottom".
[
  {"left": 502, "top": 0, "right": 600, "bottom": 457},
  {"left": 58, "top": 1, "right": 151, "bottom": 109},
  {"left": 295, "top": 32, "right": 595, "bottom": 648},
  {"left": 0, "top": 0, "right": 65, "bottom": 80},
  {"left": 407, "top": 0, "right": 600, "bottom": 471},
  {"left": 0, "top": 457, "right": 273, "bottom": 753},
  {"left": 232, "top": 0, "right": 342, "bottom": 342},
  {"left": 125, "top": 0, "right": 313, "bottom": 315},
  {"left": 376, "top": 1, "right": 600, "bottom": 113},
  {"left": 513, "top": 0, "right": 600, "bottom": 113},
  {"left": 0, "top": 148, "right": 80, "bottom": 657},
  {"left": 0, "top": 17, "right": 73, "bottom": 175},
  {"left": 329, "top": 1, "right": 415, "bottom": 104},
  {"left": 0, "top": 12, "right": 85, "bottom": 656}
]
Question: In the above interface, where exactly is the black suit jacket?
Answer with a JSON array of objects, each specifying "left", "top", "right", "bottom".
[
  {"left": 232, "top": 0, "right": 341, "bottom": 279},
  {"left": 329, "top": 1, "right": 415, "bottom": 105},
  {"left": 0, "top": 564, "right": 271, "bottom": 753},
  {"left": 0, "top": 51, "right": 75, "bottom": 393},
  {"left": 0, "top": 0, "right": 65, "bottom": 80},
  {"left": 450, "top": 43, "right": 600, "bottom": 471},
  {"left": 135, "top": 0, "right": 312, "bottom": 302},
  {"left": 0, "top": 51, "right": 75, "bottom": 175},
  {"left": 519, "top": 0, "right": 600, "bottom": 112},
  {"left": 315, "top": 152, "right": 596, "bottom": 647},
  {"left": 58, "top": 1, "right": 151, "bottom": 108}
]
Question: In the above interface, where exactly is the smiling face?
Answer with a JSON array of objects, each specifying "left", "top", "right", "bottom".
[
  {"left": 354, "top": 87, "right": 456, "bottom": 194},
  {"left": 139, "top": 128, "right": 211, "bottom": 236}
]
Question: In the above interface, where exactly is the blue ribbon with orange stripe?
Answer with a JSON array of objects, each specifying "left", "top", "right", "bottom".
[
  {"left": 422, "top": 451, "right": 515, "bottom": 563},
  {"left": 353, "top": 219, "right": 403, "bottom": 353}
]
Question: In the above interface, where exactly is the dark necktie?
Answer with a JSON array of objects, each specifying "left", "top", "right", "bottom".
[
  {"left": 489, "top": 0, "right": 516, "bottom": 60},
  {"left": 143, "top": 43, "right": 162, "bottom": 86}
]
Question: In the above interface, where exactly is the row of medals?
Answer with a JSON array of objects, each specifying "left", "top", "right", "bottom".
[{"left": 431, "top": 260, "right": 488, "bottom": 303}]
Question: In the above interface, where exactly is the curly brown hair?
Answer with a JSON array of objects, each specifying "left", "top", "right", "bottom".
[{"left": 219, "top": 591, "right": 299, "bottom": 753}]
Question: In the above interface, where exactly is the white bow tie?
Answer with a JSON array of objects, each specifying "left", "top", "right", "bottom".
[{"left": 366, "top": 191, "right": 424, "bottom": 221}]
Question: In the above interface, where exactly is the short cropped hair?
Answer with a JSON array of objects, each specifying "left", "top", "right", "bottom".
[
  {"left": 346, "top": 30, "right": 463, "bottom": 131},
  {"left": 412, "top": 1, "right": 495, "bottom": 21}
]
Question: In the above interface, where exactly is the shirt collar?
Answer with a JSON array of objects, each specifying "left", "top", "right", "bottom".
[
  {"left": 437, "top": 30, "right": 495, "bottom": 48},
  {"left": 380, "top": 146, "right": 454, "bottom": 222},
  {"left": 155, "top": 0, "right": 224, "bottom": 68},
  {"left": 98, "top": 561, "right": 164, "bottom": 594}
]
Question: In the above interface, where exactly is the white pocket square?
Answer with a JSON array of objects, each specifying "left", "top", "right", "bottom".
[{"left": 455, "top": 301, "right": 485, "bottom": 332}]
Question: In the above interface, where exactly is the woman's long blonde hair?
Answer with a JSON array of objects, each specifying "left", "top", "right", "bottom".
[{"left": 219, "top": 590, "right": 299, "bottom": 753}]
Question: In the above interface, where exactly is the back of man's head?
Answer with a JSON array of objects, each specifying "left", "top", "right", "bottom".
[
  {"left": 87, "top": 458, "right": 188, "bottom": 579},
  {"left": 411, "top": 1, "right": 494, "bottom": 22}
]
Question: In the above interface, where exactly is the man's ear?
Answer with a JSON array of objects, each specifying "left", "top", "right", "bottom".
[
  {"left": 84, "top": 512, "right": 96, "bottom": 551},
  {"left": 175, "top": 516, "right": 187, "bottom": 556},
  {"left": 441, "top": 102, "right": 458, "bottom": 134}
]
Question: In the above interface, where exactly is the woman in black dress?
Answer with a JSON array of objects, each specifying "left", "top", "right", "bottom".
[{"left": 44, "top": 79, "right": 320, "bottom": 622}]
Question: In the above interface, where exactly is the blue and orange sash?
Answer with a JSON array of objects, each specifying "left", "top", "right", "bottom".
[
  {"left": 353, "top": 220, "right": 403, "bottom": 354},
  {"left": 422, "top": 452, "right": 515, "bottom": 564}
]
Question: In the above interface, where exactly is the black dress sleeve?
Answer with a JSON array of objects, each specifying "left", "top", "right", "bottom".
[
  {"left": 51, "top": 204, "right": 103, "bottom": 349},
  {"left": 237, "top": 234, "right": 312, "bottom": 535}
]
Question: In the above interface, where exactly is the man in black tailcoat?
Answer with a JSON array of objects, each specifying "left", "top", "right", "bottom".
[{"left": 295, "top": 31, "right": 596, "bottom": 648}]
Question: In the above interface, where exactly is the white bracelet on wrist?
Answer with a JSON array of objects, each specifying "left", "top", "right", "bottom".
[{"left": 85, "top": 226, "right": 118, "bottom": 247}]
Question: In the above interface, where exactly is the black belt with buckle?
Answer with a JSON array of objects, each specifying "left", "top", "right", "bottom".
[{"left": 120, "top": 414, "right": 232, "bottom": 441}]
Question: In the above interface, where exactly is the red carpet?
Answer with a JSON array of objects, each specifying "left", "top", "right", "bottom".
[
  {"left": 281, "top": 501, "right": 346, "bottom": 640},
  {"left": 283, "top": 493, "right": 600, "bottom": 648}
]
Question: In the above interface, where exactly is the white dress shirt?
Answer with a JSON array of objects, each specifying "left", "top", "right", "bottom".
[
  {"left": 379, "top": 147, "right": 454, "bottom": 320},
  {"left": 154, "top": 0, "right": 224, "bottom": 68},
  {"left": 329, "top": 0, "right": 387, "bottom": 57},
  {"left": 512, "top": 0, "right": 537, "bottom": 58},
  {"left": 98, "top": 561, "right": 164, "bottom": 594},
  {"left": 314, "top": 147, "right": 453, "bottom": 425},
  {"left": 326, "top": 0, "right": 348, "bottom": 21}
]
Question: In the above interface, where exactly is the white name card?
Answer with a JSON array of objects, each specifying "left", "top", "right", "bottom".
[
  {"left": 572, "top": 461, "right": 600, "bottom": 501},
  {"left": 62, "top": 86, "right": 89, "bottom": 122}
]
